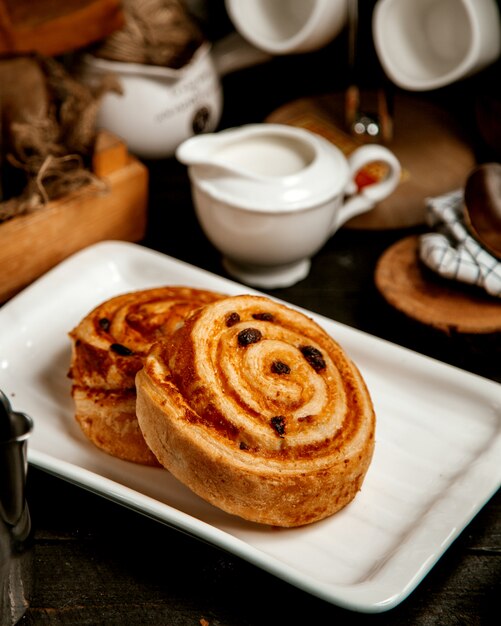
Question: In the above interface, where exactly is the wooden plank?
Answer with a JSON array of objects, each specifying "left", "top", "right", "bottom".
[{"left": 92, "top": 131, "right": 129, "bottom": 177}]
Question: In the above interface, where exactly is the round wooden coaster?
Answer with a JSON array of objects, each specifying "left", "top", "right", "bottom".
[{"left": 374, "top": 235, "right": 501, "bottom": 335}]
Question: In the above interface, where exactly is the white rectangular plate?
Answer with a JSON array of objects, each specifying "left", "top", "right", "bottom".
[{"left": 1, "top": 241, "right": 499, "bottom": 613}]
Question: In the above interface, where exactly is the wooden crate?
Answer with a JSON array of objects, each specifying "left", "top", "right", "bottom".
[{"left": 0, "top": 131, "right": 148, "bottom": 302}]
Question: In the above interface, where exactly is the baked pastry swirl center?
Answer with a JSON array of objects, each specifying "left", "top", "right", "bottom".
[
  {"left": 173, "top": 313, "right": 347, "bottom": 454},
  {"left": 136, "top": 295, "right": 375, "bottom": 526}
]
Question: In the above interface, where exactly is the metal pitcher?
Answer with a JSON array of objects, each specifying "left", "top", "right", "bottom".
[{"left": 0, "top": 390, "right": 33, "bottom": 625}]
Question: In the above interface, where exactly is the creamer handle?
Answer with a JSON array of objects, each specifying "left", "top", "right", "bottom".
[{"left": 331, "top": 144, "right": 401, "bottom": 233}]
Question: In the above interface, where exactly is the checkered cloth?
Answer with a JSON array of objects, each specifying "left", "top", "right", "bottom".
[{"left": 419, "top": 190, "right": 501, "bottom": 298}]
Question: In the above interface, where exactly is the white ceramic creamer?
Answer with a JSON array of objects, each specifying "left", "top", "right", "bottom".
[{"left": 177, "top": 124, "right": 401, "bottom": 288}]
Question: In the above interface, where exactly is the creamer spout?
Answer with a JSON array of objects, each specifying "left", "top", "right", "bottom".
[
  {"left": 175, "top": 132, "right": 223, "bottom": 167},
  {"left": 176, "top": 130, "right": 255, "bottom": 180}
]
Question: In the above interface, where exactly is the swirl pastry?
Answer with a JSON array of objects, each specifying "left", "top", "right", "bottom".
[
  {"left": 136, "top": 294, "right": 376, "bottom": 526},
  {"left": 68, "top": 286, "right": 225, "bottom": 465}
]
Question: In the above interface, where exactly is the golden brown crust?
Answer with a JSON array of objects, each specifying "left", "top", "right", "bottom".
[
  {"left": 68, "top": 286, "right": 225, "bottom": 465},
  {"left": 72, "top": 386, "right": 157, "bottom": 465},
  {"left": 136, "top": 294, "right": 376, "bottom": 526}
]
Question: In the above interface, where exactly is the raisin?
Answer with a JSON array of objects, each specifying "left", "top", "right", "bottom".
[
  {"left": 252, "top": 312, "right": 274, "bottom": 321},
  {"left": 239, "top": 441, "right": 249, "bottom": 450},
  {"left": 237, "top": 328, "right": 262, "bottom": 346},
  {"left": 226, "top": 312, "right": 240, "bottom": 327},
  {"left": 270, "top": 415, "right": 286, "bottom": 437},
  {"left": 271, "top": 360, "right": 291, "bottom": 375},
  {"left": 110, "top": 343, "right": 133, "bottom": 356},
  {"left": 300, "top": 345, "right": 326, "bottom": 372},
  {"left": 99, "top": 317, "right": 110, "bottom": 331}
]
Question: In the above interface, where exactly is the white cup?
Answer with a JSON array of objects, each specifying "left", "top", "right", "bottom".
[
  {"left": 176, "top": 124, "right": 401, "bottom": 288},
  {"left": 224, "top": 0, "right": 348, "bottom": 55},
  {"left": 372, "top": 0, "right": 501, "bottom": 91}
]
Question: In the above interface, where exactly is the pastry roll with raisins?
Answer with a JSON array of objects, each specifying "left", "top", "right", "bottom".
[
  {"left": 136, "top": 294, "right": 375, "bottom": 526},
  {"left": 68, "top": 286, "right": 225, "bottom": 465}
]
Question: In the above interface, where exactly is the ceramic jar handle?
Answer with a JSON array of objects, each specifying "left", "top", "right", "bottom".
[{"left": 332, "top": 144, "right": 401, "bottom": 233}]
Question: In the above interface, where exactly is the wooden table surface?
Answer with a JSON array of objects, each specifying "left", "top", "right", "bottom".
[{"left": 9, "top": 27, "right": 501, "bottom": 625}]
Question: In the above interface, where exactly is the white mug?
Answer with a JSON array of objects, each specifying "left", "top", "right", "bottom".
[
  {"left": 176, "top": 124, "right": 401, "bottom": 288},
  {"left": 372, "top": 0, "right": 501, "bottom": 91},
  {"left": 224, "top": 0, "right": 348, "bottom": 55}
]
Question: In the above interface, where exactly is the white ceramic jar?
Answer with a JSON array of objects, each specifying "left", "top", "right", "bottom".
[{"left": 78, "top": 42, "right": 223, "bottom": 159}]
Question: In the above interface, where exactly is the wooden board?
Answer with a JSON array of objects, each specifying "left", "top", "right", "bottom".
[
  {"left": 266, "top": 92, "right": 476, "bottom": 229},
  {"left": 0, "top": 131, "right": 148, "bottom": 303},
  {"left": 0, "top": 0, "right": 124, "bottom": 56},
  {"left": 375, "top": 235, "right": 501, "bottom": 335}
]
